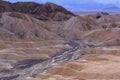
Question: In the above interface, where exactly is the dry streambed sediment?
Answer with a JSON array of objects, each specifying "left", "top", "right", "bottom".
[{"left": 0, "top": 1, "right": 120, "bottom": 80}]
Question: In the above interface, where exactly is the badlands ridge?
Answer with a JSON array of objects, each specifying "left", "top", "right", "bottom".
[{"left": 0, "top": 1, "right": 120, "bottom": 80}]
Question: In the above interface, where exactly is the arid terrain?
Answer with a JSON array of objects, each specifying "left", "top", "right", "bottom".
[{"left": 0, "top": 1, "right": 120, "bottom": 80}]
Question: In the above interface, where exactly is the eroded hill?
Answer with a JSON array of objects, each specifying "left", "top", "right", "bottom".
[{"left": 0, "top": 1, "right": 120, "bottom": 80}]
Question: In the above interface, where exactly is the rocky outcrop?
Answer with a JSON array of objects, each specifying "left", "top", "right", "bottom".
[
  {"left": 0, "top": 12, "right": 61, "bottom": 41},
  {"left": 0, "top": 1, "right": 120, "bottom": 80},
  {"left": 93, "top": 12, "right": 109, "bottom": 19},
  {"left": 60, "top": 16, "right": 99, "bottom": 39},
  {"left": 0, "top": 1, "right": 75, "bottom": 21}
]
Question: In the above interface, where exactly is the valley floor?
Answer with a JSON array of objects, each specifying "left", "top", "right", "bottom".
[{"left": 29, "top": 46, "right": 120, "bottom": 80}]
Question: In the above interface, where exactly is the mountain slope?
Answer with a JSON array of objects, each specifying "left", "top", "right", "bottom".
[
  {"left": 0, "top": 1, "right": 120, "bottom": 80},
  {"left": 0, "top": 12, "right": 61, "bottom": 41},
  {"left": 0, "top": 1, "right": 75, "bottom": 21}
]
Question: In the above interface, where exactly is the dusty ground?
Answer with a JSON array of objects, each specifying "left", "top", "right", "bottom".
[
  {"left": 0, "top": 1, "right": 120, "bottom": 80},
  {"left": 29, "top": 47, "right": 120, "bottom": 80}
]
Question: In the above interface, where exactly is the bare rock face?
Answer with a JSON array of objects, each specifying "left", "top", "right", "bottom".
[
  {"left": 0, "top": 1, "right": 75, "bottom": 21},
  {"left": 0, "top": 1, "right": 120, "bottom": 80},
  {"left": 60, "top": 16, "right": 99, "bottom": 39},
  {"left": 0, "top": 12, "right": 61, "bottom": 41},
  {"left": 0, "top": 1, "right": 13, "bottom": 12}
]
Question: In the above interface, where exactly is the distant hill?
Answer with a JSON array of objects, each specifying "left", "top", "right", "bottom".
[
  {"left": 0, "top": 1, "right": 74, "bottom": 21},
  {"left": 66, "top": 2, "right": 117, "bottom": 11},
  {"left": 103, "top": 6, "right": 120, "bottom": 11}
]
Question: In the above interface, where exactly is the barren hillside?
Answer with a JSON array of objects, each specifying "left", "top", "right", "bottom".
[{"left": 0, "top": 1, "right": 120, "bottom": 80}]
